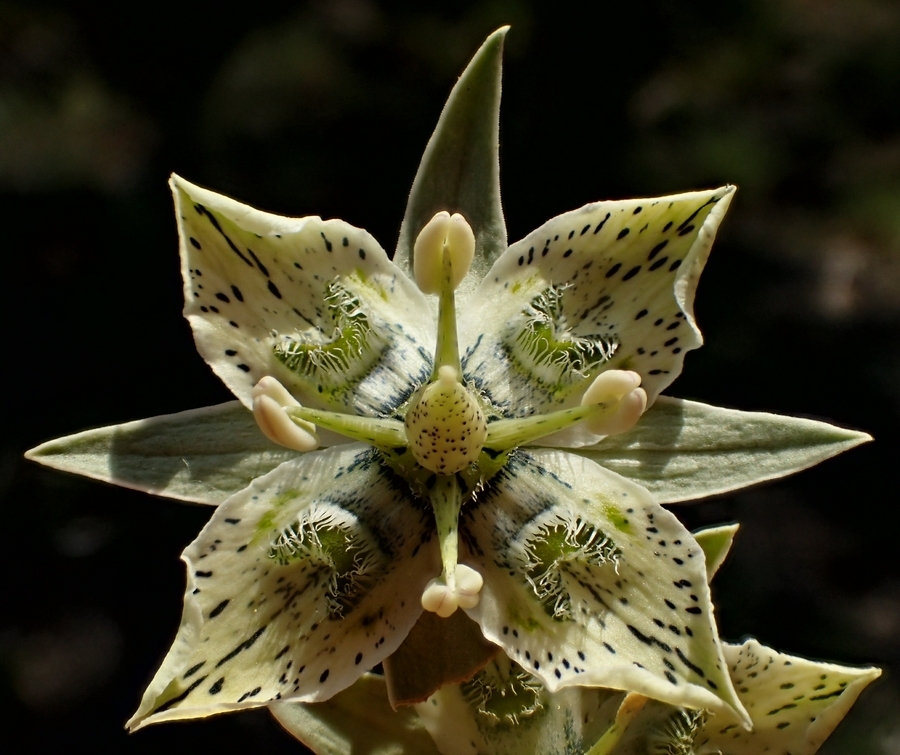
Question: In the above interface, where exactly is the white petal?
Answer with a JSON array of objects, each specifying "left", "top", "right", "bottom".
[
  {"left": 695, "top": 639, "right": 881, "bottom": 754},
  {"left": 173, "top": 175, "right": 435, "bottom": 417},
  {"left": 127, "top": 444, "right": 437, "bottom": 730},
  {"left": 460, "top": 448, "right": 748, "bottom": 724},
  {"left": 459, "top": 188, "right": 733, "bottom": 426}
]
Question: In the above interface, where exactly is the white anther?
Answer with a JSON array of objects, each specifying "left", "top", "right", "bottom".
[
  {"left": 588, "top": 387, "right": 647, "bottom": 436},
  {"left": 252, "top": 375, "right": 301, "bottom": 407},
  {"left": 422, "top": 579, "right": 458, "bottom": 617},
  {"left": 413, "top": 211, "right": 476, "bottom": 294},
  {"left": 581, "top": 370, "right": 647, "bottom": 436},
  {"left": 252, "top": 377, "right": 319, "bottom": 452},
  {"left": 454, "top": 564, "right": 484, "bottom": 610},
  {"left": 421, "top": 564, "right": 483, "bottom": 617},
  {"left": 581, "top": 369, "right": 642, "bottom": 406}
]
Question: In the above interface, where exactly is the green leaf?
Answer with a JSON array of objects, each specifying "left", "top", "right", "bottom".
[
  {"left": 127, "top": 444, "right": 435, "bottom": 730},
  {"left": 693, "top": 523, "right": 739, "bottom": 580},
  {"left": 25, "top": 402, "right": 296, "bottom": 505},
  {"left": 572, "top": 397, "right": 871, "bottom": 504},
  {"left": 395, "top": 27, "right": 508, "bottom": 301},
  {"left": 270, "top": 673, "right": 440, "bottom": 755}
]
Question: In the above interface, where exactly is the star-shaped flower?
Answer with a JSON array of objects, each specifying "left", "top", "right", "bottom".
[
  {"left": 273, "top": 526, "right": 882, "bottom": 755},
  {"left": 26, "top": 27, "right": 873, "bottom": 744}
]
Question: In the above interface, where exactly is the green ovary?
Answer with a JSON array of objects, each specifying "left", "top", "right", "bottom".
[{"left": 405, "top": 366, "right": 487, "bottom": 475}]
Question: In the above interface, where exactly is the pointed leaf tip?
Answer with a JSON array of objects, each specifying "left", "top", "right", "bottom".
[{"left": 396, "top": 28, "right": 508, "bottom": 301}]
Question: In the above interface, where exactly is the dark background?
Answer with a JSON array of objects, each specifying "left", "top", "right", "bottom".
[{"left": 4, "top": 0, "right": 899, "bottom": 752}]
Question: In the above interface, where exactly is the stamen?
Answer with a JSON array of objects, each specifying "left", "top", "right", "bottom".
[
  {"left": 581, "top": 369, "right": 647, "bottom": 435},
  {"left": 420, "top": 475, "right": 484, "bottom": 617},
  {"left": 413, "top": 211, "right": 475, "bottom": 294},
  {"left": 414, "top": 211, "right": 476, "bottom": 377},
  {"left": 483, "top": 370, "right": 646, "bottom": 451},
  {"left": 286, "top": 405, "right": 406, "bottom": 450},
  {"left": 252, "top": 377, "right": 319, "bottom": 452}
]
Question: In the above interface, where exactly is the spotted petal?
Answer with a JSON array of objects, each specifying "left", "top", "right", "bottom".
[
  {"left": 174, "top": 175, "right": 434, "bottom": 416},
  {"left": 459, "top": 188, "right": 734, "bottom": 433},
  {"left": 460, "top": 449, "right": 748, "bottom": 724},
  {"left": 414, "top": 654, "right": 620, "bottom": 755},
  {"left": 695, "top": 639, "right": 881, "bottom": 755},
  {"left": 127, "top": 444, "right": 436, "bottom": 730}
]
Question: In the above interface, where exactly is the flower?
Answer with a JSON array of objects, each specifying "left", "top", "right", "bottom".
[
  {"left": 272, "top": 526, "right": 881, "bottom": 755},
  {"left": 26, "top": 26, "right": 875, "bottom": 749}
]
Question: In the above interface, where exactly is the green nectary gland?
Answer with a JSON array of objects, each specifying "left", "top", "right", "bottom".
[
  {"left": 522, "top": 516, "right": 621, "bottom": 620},
  {"left": 505, "top": 286, "right": 617, "bottom": 393},
  {"left": 267, "top": 510, "right": 382, "bottom": 617},
  {"left": 273, "top": 280, "right": 386, "bottom": 391},
  {"left": 461, "top": 665, "right": 545, "bottom": 727}
]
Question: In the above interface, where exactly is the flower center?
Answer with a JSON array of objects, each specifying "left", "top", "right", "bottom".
[
  {"left": 248, "top": 211, "right": 649, "bottom": 619},
  {"left": 405, "top": 365, "right": 488, "bottom": 475}
]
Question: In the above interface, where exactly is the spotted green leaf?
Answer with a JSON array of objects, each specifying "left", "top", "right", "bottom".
[
  {"left": 458, "top": 188, "right": 734, "bottom": 443},
  {"left": 128, "top": 444, "right": 436, "bottom": 730},
  {"left": 573, "top": 397, "right": 872, "bottom": 503},
  {"left": 25, "top": 402, "right": 293, "bottom": 505},
  {"left": 395, "top": 27, "right": 508, "bottom": 302},
  {"left": 174, "top": 175, "right": 434, "bottom": 417},
  {"left": 460, "top": 448, "right": 748, "bottom": 724},
  {"left": 270, "top": 673, "right": 440, "bottom": 755}
]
